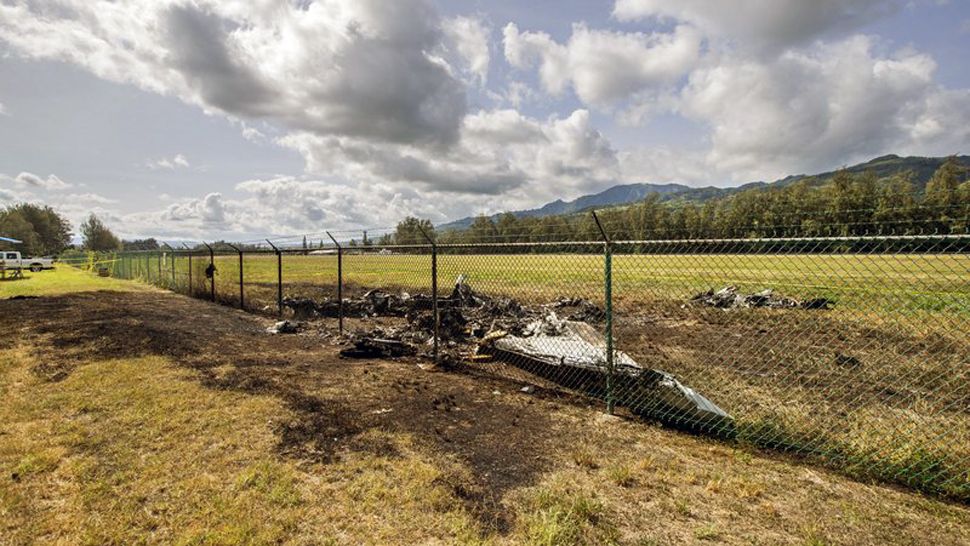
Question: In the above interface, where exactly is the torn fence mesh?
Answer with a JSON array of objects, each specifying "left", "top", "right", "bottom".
[{"left": 480, "top": 315, "right": 732, "bottom": 433}]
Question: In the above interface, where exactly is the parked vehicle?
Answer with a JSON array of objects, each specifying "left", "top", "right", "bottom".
[{"left": 0, "top": 251, "right": 56, "bottom": 272}]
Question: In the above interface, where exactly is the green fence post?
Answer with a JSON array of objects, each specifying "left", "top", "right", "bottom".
[
  {"left": 228, "top": 244, "right": 244, "bottom": 310},
  {"left": 591, "top": 210, "right": 615, "bottom": 415},
  {"left": 266, "top": 240, "right": 282, "bottom": 317},
  {"left": 326, "top": 232, "right": 344, "bottom": 334},
  {"left": 605, "top": 241, "right": 614, "bottom": 414}
]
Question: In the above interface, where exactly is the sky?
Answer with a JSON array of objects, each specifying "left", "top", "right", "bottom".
[{"left": 0, "top": 0, "right": 968, "bottom": 241}]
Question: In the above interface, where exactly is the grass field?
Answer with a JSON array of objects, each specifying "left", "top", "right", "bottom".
[
  {"left": 121, "top": 252, "right": 970, "bottom": 315},
  {"left": 3, "top": 268, "right": 970, "bottom": 544},
  {"left": 0, "top": 265, "right": 151, "bottom": 298},
  {"left": 116, "top": 251, "right": 970, "bottom": 501}
]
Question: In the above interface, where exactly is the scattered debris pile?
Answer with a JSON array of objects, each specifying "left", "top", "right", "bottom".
[
  {"left": 267, "top": 320, "right": 302, "bottom": 334},
  {"left": 339, "top": 335, "right": 417, "bottom": 358},
  {"left": 690, "top": 286, "right": 832, "bottom": 310},
  {"left": 282, "top": 289, "right": 434, "bottom": 320},
  {"left": 305, "top": 277, "right": 733, "bottom": 434},
  {"left": 478, "top": 313, "right": 732, "bottom": 431},
  {"left": 554, "top": 297, "right": 606, "bottom": 322}
]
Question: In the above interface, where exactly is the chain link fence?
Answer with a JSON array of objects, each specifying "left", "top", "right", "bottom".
[{"left": 102, "top": 220, "right": 969, "bottom": 502}]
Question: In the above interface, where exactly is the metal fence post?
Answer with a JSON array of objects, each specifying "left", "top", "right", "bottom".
[
  {"left": 591, "top": 210, "right": 615, "bottom": 414},
  {"left": 417, "top": 226, "right": 439, "bottom": 365},
  {"left": 157, "top": 251, "right": 161, "bottom": 282},
  {"left": 228, "top": 244, "right": 244, "bottom": 309},
  {"left": 203, "top": 242, "right": 215, "bottom": 302},
  {"left": 184, "top": 244, "right": 193, "bottom": 296},
  {"left": 162, "top": 244, "right": 175, "bottom": 289},
  {"left": 326, "top": 232, "right": 344, "bottom": 334},
  {"left": 266, "top": 240, "right": 282, "bottom": 317}
]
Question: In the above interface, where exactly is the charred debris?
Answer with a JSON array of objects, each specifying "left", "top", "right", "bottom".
[
  {"left": 689, "top": 286, "right": 834, "bottom": 310},
  {"left": 276, "top": 278, "right": 758, "bottom": 434}
]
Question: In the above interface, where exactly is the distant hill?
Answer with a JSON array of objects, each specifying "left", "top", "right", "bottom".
[
  {"left": 437, "top": 154, "right": 968, "bottom": 230},
  {"left": 438, "top": 182, "right": 689, "bottom": 231}
]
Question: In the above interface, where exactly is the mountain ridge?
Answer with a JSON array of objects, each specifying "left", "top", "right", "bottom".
[{"left": 437, "top": 154, "right": 968, "bottom": 230}]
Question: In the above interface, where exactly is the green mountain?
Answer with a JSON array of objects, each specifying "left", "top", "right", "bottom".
[{"left": 438, "top": 154, "right": 968, "bottom": 230}]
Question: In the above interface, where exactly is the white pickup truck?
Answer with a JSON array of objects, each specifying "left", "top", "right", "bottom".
[{"left": 0, "top": 251, "right": 55, "bottom": 272}]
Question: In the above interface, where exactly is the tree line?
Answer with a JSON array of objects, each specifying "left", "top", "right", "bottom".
[
  {"left": 0, "top": 204, "right": 126, "bottom": 256},
  {"left": 409, "top": 157, "right": 970, "bottom": 247}
]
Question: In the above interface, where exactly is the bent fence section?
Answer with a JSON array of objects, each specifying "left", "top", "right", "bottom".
[{"left": 94, "top": 233, "right": 968, "bottom": 502}]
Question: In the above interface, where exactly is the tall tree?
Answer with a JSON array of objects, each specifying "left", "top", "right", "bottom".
[
  {"left": 80, "top": 214, "right": 122, "bottom": 252},
  {"left": 0, "top": 203, "right": 72, "bottom": 255},
  {"left": 874, "top": 171, "right": 917, "bottom": 234},
  {"left": 924, "top": 156, "right": 966, "bottom": 232},
  {"left": 394, "top": 217, "right": 434, "bottom": 245},
  {"left": 468, "top": 215, "right": 498, "bottom": 242},
  {"left": 496, "top": 212, "right": 519, "bottom": 243},
  {"left": 0, "top": 210, "right": 40, "bottom": 253}
]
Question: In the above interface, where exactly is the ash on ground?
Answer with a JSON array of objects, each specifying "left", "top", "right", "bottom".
[{"left": 286, "top": 277, "right": 733, "bottom": 435}]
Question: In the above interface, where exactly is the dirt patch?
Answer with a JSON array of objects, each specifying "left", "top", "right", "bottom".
[{"left": 0, "top": 290, "right": 567, "bottom": 532}]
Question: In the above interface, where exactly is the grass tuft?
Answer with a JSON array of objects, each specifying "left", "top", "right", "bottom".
[
  {"left": 605, "top": 465, "right": 636, "bottom": 488},
  {"left": 519, "top": 485, "right": 617, "bottom": 546}
]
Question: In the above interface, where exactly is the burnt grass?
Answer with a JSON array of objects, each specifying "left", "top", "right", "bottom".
[
  {"left": 0, "top": 290, "right": 596, "bottom": 532},
  {"left": 3, "top": 286, "right": 968, "bottom": 511},
  {"left": 227, "top": 280, "right": 969, "bottom": 502}
]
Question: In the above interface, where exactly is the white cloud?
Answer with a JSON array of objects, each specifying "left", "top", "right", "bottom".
[
  {"left": 490, "top": 81, "right": 539, "bottom": 108},
  {"left": 63, "top": 193, "right": 119, "bottom": 205},
  {"left": 241, "top": 126, "right": 266, "bottom": 142},
  {"left": 441, "top": 15, "right": 491, "bottom": 85},
  {"left": 111, "top": 178, "right": 461, "bottom": 239},
  {"left": 281, "top": 108, "right": 619, "bottom": 202},
  {"left": 0, "top": 0, "right": 966, "bottom": 236},
  {"left": 9, "top": 172, "right": 72, "bottom": 190},
  {"left": 109, "top": 107, "right": 623, "bottom": 239},
  {"left": 0, "top": 102, "right": 7, "bottom": 116},
  {"left": 613, "top": 0, "right": 899, "bottom": 53},
  {"left": 618, "top": 147, "right": 714, "bottom": 186},
  {"left": 503, "top": 22, "right": 701, "bottom": 109},
  {"left": 160, "top": 192, "right": 227, "bottom": 226},
  {"left": 233, "top": 177, "right": 444, "bottom": 231},
  {"left": 0, "top": 0, "right": 468, "bottom": 148},
  {"left": 678, "top": 35, "right": 969, "bottom": 181},
  {"left": 0, "top": 172, "right": 123, "bottom": 232},
  {"left": 147, "top": 153, "right": 190, "bottom": 170}
]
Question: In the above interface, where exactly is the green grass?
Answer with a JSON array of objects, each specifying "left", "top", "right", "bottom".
[
  {"left": 123, "top": 252, "right": 970, "bottom": 315},
  {"left": 0, "top": 265, "right": 150, "bottom": 299}
]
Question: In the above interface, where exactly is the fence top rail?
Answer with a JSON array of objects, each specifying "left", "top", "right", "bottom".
[
  {"left": 428, "top": 233, "right": 970, "bottom": 249},
  {"left": 436, "top": 240, "right": 607, "bottom": 249},
  {"left": 96, "top": 232, "right": 970, "bottom": 257},
  {"left": 611, "top": 233, "right": 970, "bottom": 246}
]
